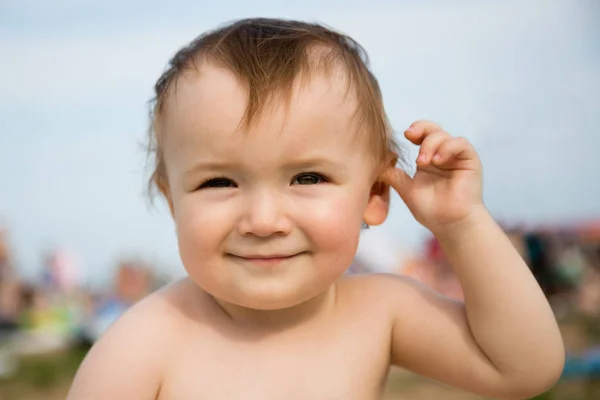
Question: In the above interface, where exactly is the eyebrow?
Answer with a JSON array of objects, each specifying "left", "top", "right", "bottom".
[
  {"left": 282, "top": 157, "right": 347, "bottom": 172},
  {"left": 185, "top": 161, "right": 240, "bottom": 174},
  {"left": 185, "top": 156, "right": 347, "bottom": 175}
]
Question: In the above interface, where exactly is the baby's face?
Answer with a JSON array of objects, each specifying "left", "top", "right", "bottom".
[{"left": 161, "top": 64, "right": 381, "bottom": 310}]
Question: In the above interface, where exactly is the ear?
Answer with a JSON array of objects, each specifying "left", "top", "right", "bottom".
[
  {"left": 363, "top": 180, "right": 390, "bottom": 226},
  {"left": 363, "top": 154, "right": 398, "bottom": 226}
]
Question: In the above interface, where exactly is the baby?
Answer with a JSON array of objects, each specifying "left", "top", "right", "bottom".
[{"left": 68, "top": 18, "right": 565, "bottom": 399}]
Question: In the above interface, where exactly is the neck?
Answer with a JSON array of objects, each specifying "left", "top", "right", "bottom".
[{"left": 208, "top": 286, "right": 337, "bottom": 334}]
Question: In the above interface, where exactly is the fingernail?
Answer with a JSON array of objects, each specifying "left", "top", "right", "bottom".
[
  {"left": 418, "top": 154, "right": 427, "bottom": 163},
  {"left": 433, "top": 154, "right": 442, "bottom": 162}
]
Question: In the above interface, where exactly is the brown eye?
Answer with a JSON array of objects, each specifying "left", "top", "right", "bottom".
[
  {"left": 292, "top": 173, "right": 326, "bottom": 185},
  {"left": 198, "top": 178, "right": 236, "bottom": 189}
]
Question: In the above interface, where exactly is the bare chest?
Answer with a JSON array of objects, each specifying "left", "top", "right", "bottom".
[{"left": 158, "top": 328, "right": 390, "bottom": 400}]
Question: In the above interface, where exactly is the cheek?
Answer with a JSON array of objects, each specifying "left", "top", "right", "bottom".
[
  {"left": 175, "top": 193, "right": 237, "bottom": 231},
  {"left": 298, "top": 193, "right": 365, "bottom": 268},
  {"left": 174, "top": 198, "right": 233, "bottom": 267}
]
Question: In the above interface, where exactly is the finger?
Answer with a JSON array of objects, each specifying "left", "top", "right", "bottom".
[
  {"left": 380, "top": 167, "right": 413, "bottom": 202},
  {"left": 404, "top": 120, "right": 443, "bottom": 145},
  {"left": 416, "top": 130, "right": 450, "bottom": 166},
  {"left": 431, "top": 137, "right": 477, "bottom": 167}
]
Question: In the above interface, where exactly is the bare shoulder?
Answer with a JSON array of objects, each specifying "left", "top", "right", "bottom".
[
  {"left": 340, "top": 272, "right": 463, "bottom": 334},
  {"left": 338, "top": 272, "right": 435, "bottom": 306},
  {"left": 68, "top": 279, "right": 196, "bottom": 400},
  {"left": 338, "top": 272, "right": 464, "bottom": 347},
  {"left": 334, "top": 272, "right": 439, "bottom": 333}
]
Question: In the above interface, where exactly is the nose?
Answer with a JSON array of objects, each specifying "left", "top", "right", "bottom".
[{"left": 237, "top": 189, "right": 292, "bottom": 237}]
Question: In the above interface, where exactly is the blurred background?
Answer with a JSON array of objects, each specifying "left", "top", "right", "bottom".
[{"left": 1, "top": 0, "right": 599, "bottom": 399}]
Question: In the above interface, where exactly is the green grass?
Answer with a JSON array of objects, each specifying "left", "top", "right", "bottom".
[{"left": 0, "top": 346, "right": 88, "bottom": 400}]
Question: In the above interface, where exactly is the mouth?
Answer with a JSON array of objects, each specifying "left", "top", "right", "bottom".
[{"left": 228, "top": 252, "right": 304, "bottom": 266}]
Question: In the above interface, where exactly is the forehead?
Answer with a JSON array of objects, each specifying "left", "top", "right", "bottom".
[{"left": 160, "top": 64, "right": 368, "bottom": 165}]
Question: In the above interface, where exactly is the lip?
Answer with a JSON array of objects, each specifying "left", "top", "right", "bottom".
[{"left": 228, "top": 252, "right": 303, "bottom": 266}]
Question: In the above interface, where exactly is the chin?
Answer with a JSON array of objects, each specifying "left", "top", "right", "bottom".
[
  {"left": 205, "top": 279, "right": 330, "bottom": 311},
  {"left": 186, "top": 262, "right": 347, "bottom": 311},
  {"left": 232, "top": 285, "right": 321, "bottom": 310}
]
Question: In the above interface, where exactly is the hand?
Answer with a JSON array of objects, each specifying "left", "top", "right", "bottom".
[{"left": 381, "top": 120, "right": 485, "bottom": 234}]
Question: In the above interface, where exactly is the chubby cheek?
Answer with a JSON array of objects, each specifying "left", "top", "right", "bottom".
[
  {"left": 300, "top": 194, "right": 365, "bottom": 276},
  {"left": 174, "top": 198, "right": 232, "bottom": 279}
]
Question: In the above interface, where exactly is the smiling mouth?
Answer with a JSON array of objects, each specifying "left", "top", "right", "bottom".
[{"left": 228, "top": 252, "right": 304, "bottom": 265}]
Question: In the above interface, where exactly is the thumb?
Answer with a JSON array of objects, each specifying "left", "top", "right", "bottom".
[{"left": 380, "top": 167, "right": 413, "bottom": 202}]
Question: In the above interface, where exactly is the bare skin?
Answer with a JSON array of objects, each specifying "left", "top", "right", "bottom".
[
  {"left": 72, "top": 276, "right": 402, "bottom": 399},
  {"left": 67, "top": 65, "right": 564, "bottom": 400}
]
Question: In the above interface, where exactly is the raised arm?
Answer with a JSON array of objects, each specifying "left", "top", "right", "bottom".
[{"left": 380, "top": 120, "right": 564, "bottom": 398}]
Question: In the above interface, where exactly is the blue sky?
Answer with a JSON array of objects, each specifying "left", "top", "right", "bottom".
[{"left": 1, "top": 0, "right": 599, "bottom": 287}]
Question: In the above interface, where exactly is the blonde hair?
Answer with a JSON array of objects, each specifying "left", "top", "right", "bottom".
[{"left": 147, "top": 18, "right": 401, "bottom": 197}]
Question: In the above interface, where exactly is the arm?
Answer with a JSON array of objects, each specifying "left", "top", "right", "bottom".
[
  {"left": 386, "top": 212, "right": 564, "bottom": 399},
  {"left": 67, "top": 298, "right": 168, "bottom": 400},
  {"left": 381, "top": 120, "right": 564, "bottom": 399},
  {"left": 436, "top": 209, "right": 564, "bottom": 389}
]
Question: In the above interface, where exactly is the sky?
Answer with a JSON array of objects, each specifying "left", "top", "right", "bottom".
[{"left": 1, "top": 0, "right": 599, "bottom": 287}]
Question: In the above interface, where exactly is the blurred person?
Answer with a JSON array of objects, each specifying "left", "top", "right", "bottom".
[
  {"left": 0, "top": 227, "right": 25, "bottom": 341},
  {"left": 0, "top": 227, "right": 20, "bottom": 377},
  {"left": 68, "top": 18, "right": 564, "bottom": 400},
  {"left": 41, "top": 248, "right": 81, "bottom": 294},
  {"left": 78, "top": 261, "right": 152, "bottom": 344},
  {"left": 402, "top": 236, "right": 464, "bottom": 301},
  {"left": 0, "top": 227, "right": 19, "bottom": 329},
  {"left": 573, "top": 241, "right": 600, "bottom": 323},
  {"left": 8, "top": 249, "right": 87, "bottom": 356},
  {"left": 114, "top": 261, "right": 152, "bottom": 305}
]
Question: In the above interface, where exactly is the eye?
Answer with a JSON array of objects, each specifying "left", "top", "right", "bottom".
[
  {"left": 292, "top": 172, "right": 328, "bottom": 185},
  {"left": 198, "top": 177, "right": 237, "bottom": 189}
]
